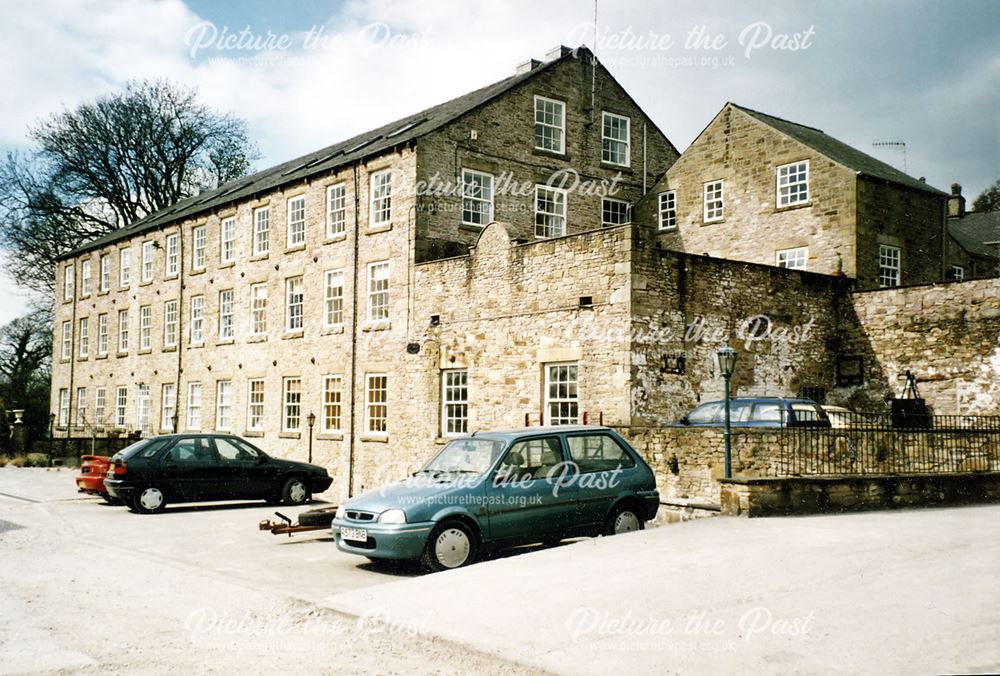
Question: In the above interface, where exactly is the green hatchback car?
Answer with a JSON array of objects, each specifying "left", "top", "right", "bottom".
[{"left": 332, "top": 426, "right": 659, "bottom": 571}]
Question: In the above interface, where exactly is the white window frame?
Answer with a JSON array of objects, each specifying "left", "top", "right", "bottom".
[
  {"left": 78, "top": 317, "right": 89, "bottom": 358},
  {"left": 186, "top": 382, "right": 202, "bottom": 430},
  {"left": 192, "top": 226, "right": 206, "bottom": 270},
  {"left": 97, "top": 313, "right": 108, "bottom": 356},
  {"left": 950, "top": 265, "right": 965, "bottom": 281},
  {"left": 61, "top": 321, "right": 71, "bottom": 360},
  {"left": 601, "top": 111, "right": 631, "bottom": 166},
  {"left": 57, "top": 388, "right": 69, "bottom": 427},
  {"left": 601, "top": 197, "right": 630, "bottom": 227},
  {"left": 190, "top": 296, "right": 204, "bottom": 345},
  {"left": 658, "top": 191, "right": 677, "bottom": 231},
  {"left": 161, "top": 383, "right": 176, "bottom": 432},
  {"left": 776, "top": 247, "right": 809, "bottom": 271},
  {"left": 254, "top": 207, "right": 270, "bottom": 256},
  {"left": 879, "top": 245, "right": 901, "bottom": 288},
  {"left": 324, "top": 270, "right": 345, "bottom": 327},
  {"left": 220, "top": 217, "right": 236, "bottom": 263},
  {"left": 366, "top": 262, "right": 390, "bottom": 322},
  {"left": 365, "top": 373, "right": 388, "bottom": 436},
  {"left": 63, "top": 265, "right": 74, "bottom": 301},
  {"left": 80, "top": 259, "right": 92, "bottom": 296},
  {"left": 117, "top": 309, "right": 129, "bottom": 352},
  {"left": 534, "top": 185, "right": 567, "bottom": 238},
  {"left": 215, "top": 380, "right": 233, "bottom": 431},
  {"left": 544, "top": 362, "right": 579, "bottom": 426},
  {"left": 119, "top": 248, "right": 131, "bottom": 287},
  {"left": 136, "top": 384, "right": 150, "bottom": 435},
  {"left": 441, "top": 369, "right": 469, "bottom": 437},
  {"left": 219, "top": 289, "right": 235, "bottom": 340},
  {"left": 249, "top": 283, "right": 268, "bottom": 335},
  {"left": 369, "top": 170, "right": 392, "bottom": 226},
  {"left": 115, "top": 385, "right": 128, "bottom": 429},
  {"left": 247, "top": 379, "right": 265, "bottom": 431},
  {"left": 704, "top": 180, "right": 724, "bottom": 222},
  {"left": 322, "top": 375, "right": 342, "bottom": 433},
  {"left": 165, "top": 234, "right": 179, "bottom": 276},
  {"left": 776, "top": 160, "right": 810, "bottom": 207},
  {"left": 534, "top": 95, "right": 566, "bottom": 154},
  {"left": 76, "top": 387, "right": 87, "bottom": 428},
  {"left": 326, "top": 183, "right": 347, "bottom": 237},
  {"left": 461, "top": 169, "right": 494, "bottom": 227},
  {"left": 282, "top": 377, "right": 302, "bottom": 432},
  {"left": 163, "top": 300, "right": 178, "bottom": 347},
  {"left": 139, "top": 305, "right": 152, "bottom": 351},
  {"left": 95, "top": 387, "right": 106, "bottom": 427},
  {"left": 287, "top": 195, "right": 306, "bottom": 247},
  {"left": 141, "top": 241, "right": 155, "bottom": 282},
  {"left": 285, "top": 276, "right": 304, "bottom": 331},
  {"left": 99, "top": 254, "right": 110, "bottom": 292}
]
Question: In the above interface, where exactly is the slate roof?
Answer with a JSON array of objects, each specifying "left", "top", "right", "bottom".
[
  {"left": 61, "top": 48, "right": 583, "bottom": 259},
  {"left": 731, "top": 103, "right": 949, "bottom": 197},
  {"left": 948, "top": 211, "right": 1000, "bottom": 259}
]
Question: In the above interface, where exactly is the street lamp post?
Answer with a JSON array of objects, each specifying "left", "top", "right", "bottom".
[
  {"left": 716, "top": 345, "right": 738, "bottom": 479},
  {"left": 307, "top": 412, "right": 316, "bottom": 464},
  {"left": 48, "top": 412, "right": 56, "bottom": 468}
]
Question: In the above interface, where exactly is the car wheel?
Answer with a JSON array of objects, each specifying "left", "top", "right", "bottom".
[
  {"left": 132, "top": 486, "right": 167, "bottom": 514},
  {"left": 297, "top": 507, "right": 336, "bottom": 528},
  {"left": 603, "top": 503, "right": 644, "bottom": 536},
  {"left": 101, "top": 493, "right": 123, "bottom": 506},
  {"left": 421, "top": 520, "right": 478, "bottom": 572},
  {"left": 281, "top": 477, "right": 311, "bottom": 505}
]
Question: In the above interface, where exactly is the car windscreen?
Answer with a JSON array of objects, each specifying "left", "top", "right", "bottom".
[
  {"left": 119, "top": 437, "right": 172, "bottom": 459},
  {"left": 420, "top": 438, "right": 507, "bottom": 475},
  {"left": 687, "top": 402, "right": 722, "bottom": 423}
]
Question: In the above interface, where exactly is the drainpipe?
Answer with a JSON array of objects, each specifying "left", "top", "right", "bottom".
[
  {"left": 347, "top": 162, "right": 362, "bottom": 497},
  {"left": 174, "top": 227, "right": 185, "bottom": 432},
  {"left": 940, "top": 198, "right": 947, "bottom": 281}
]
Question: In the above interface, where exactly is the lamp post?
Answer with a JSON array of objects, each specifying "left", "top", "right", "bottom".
[
  {"left": 307, "top": 412, "right": 316, "bottom": 464},
  {"left": 48, "top": 412, "right": 56, "bottom": 468},
  {"left": 716, "top": 345, "right": 738, "bottom": 479}
]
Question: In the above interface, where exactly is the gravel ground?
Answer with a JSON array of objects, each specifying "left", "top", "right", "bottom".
[{"left": 0, "top": 468, "right": 548, "bottom": 675}]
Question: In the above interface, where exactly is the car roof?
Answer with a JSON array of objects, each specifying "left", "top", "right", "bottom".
[
  {"left": 467, "top": 425, "right": 614, "bottom": 440},
  {"left": 694, "top": 397, "right": 820, "bottom": 406}
]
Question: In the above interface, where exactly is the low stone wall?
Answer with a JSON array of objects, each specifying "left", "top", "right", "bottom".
[
  {"left": 617, "top": 426, "right": 784, "bottom": 505},
  {"left": 719, "top": 473, "right": 1000, "bottom": 517}
]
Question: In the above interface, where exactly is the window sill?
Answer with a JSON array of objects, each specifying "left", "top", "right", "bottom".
[
  {"left": 360, "top": 435, "right": 389, "bottom": 443},
  {"left": 189, "top": 268, "right": 206, "bottom": 276},
  {"left": 459, "top": 223, "right": 485, "bottom": 233},
  {"left": 285, "top": 244, "right": 307, "bottom": 254},
  {"left": 250, "top": 253, "right": 270, "bottom": 262},
  {"left": 325, "top": 233, "right": 348, "bottom": 244},
  {"left": 317, "top": 432, "right": 344, "bottom": 441},
  {"left": 80, "top": 293, "right": 91, "bottom": 301},
  {"left": 216, "top": 338, "right": 235, "bottom": 346},
  {"left": 279, "top": 431, "right": 302, "bottom": 439},
  {"left": 138, "top": 349, "right": 152, "bottom": 355},
  {"left": 701, "top": 219, "right": 725, "bottom": 226},
  {"left": 600, "top": 161, "right": 632, "bottom": 173},
  {"left": 219, "top": 261, "right": 235, "bottom": 269},
  {"left": 362, "top": 320, "right": 391, "bottom": 332},
  {"left": 321, "top": 325, "right": 345, "bottom": 335},
  {"left": 163, "top": 345, "right": 178, "bottom": 352},
  {"left": 247, "top": 334, "right": 267, "bottom": 343},
  {"left": 657, "top": 226, "right": 679, "bottom": 233},
  {"left": 77, "top": 356, "right": 89, "bottom": 362},
  {"left": 774, "top": 201, "right": 812, "bottom": 213},
  {"left": 139, "top": 280, "right": 153, "bottom": 287},
  {"left": 532, "top": 147, "right": 568, "bottom": 160},
  {"left": 97, "top": 290, "right": 110, "bottom": 297},
  {"left": 366, "top": 223, "right": 392, "bottom": 235},
  {"left": 164, "top": 274, "right": 178, "bottom": 282},
  {"left": 188, "top": 341, "right": 205, "bottom": 349},
  {"left": 283, "top": 330, "right": 304, "bottom": 340},
  {"left": 243, "top": 430, "right": 264, "bottom": 438},
  {"left": 116, "top": 351, "right": 129, "bottom": 358},
  {"left": 95, "top": 353, "right": 108, "bottom": 360}
]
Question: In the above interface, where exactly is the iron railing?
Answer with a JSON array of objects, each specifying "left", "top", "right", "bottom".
[{"left": 774, "top": 413, "right": 1000, "bottom": 476}]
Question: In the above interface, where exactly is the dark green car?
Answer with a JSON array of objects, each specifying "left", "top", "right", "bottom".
[{"left": 332, "top": 426, "right": 659, "bottom": 571}]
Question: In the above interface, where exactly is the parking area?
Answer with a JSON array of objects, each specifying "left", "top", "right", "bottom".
[{"left": 0, "top": 467, "right": 541, "bottom": 675}]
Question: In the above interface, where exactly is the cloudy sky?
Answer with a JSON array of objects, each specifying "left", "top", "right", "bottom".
[{"left": 1, "top": 0, "right": 997, "bottom": 324}]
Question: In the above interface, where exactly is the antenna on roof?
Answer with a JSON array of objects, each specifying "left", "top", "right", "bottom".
[
  {"left": 591, "top": 0, "right": 598, "bottom": 114},
  {"left": 872, "top": 140, "right": 907, "bottom": 173}
]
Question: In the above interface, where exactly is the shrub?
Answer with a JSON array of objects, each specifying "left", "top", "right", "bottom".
[
  {"left": 9, "top": 456, "right": 27, "bottom": 468},
  {"left": 0, "top": 456, "right": 7, "bottom": 467}
]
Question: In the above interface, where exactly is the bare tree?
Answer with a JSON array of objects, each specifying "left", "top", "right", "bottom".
[
  {"left": 972, "top": 179, "right": 1000, "bottom": 213},
  {"left": 0, "top": 79, "right": 258, "bottom": 297},
  {"left": 0, "top": 309, "right": 52, "bottom": 443}
]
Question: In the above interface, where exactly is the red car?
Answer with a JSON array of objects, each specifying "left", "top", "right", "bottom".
[{"left": 76, "top": 455, "right": 120, "bottom": 504}]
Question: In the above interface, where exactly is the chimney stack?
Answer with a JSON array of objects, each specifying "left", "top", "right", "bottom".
[
  {"left": 516, "top": 58, "right": 542, "bottom": 75},
  {"left": 948, "top": 183, "right": 966, "bottom": 219}
]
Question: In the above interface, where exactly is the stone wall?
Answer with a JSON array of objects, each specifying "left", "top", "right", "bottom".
[{"left": 830, "top": 278, "right": 1000, "bottom": 415}]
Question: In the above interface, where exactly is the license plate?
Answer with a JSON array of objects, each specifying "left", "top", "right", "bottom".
[{"left": 341, "top": 527, "right": 367, "bottom": 543}]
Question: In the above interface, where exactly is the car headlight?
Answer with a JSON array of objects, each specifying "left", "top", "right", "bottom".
[
  {"left": 378, "top": 509, "right": 406, "bottom": 524},
  {"left": 334, "top": 505, "right": 345, "bottom": 520}
]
